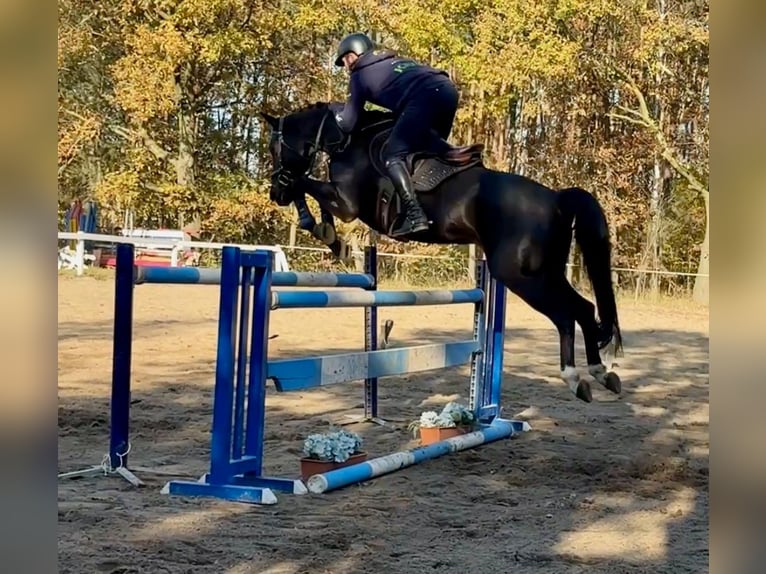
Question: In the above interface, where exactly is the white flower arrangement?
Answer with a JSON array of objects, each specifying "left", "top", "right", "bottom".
[
  {"left": 408, "top": 401, "right": 477, "bottom": 436},
  {"left": 302, "top": 428, "right": 364, "bottom": 463}
]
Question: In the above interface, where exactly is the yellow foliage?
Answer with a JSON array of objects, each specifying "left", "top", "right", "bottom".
[
  {"left": 204, "top": 179, "right": 293, "bottom": 245},
  {"left": 112, "top": 0, "right": 282, "bottom": 125},
  {"left": 58, "top": 0, "right": 708, "bottom": 287},
  {"left": 93, "top": 170, "right": 143, "bottom": 215},
  {"left": 57, "top": 109, "right": 101, "bottom": 171},
  {"left": 112, "top": 25, "right": 184, "bottom": 123}
]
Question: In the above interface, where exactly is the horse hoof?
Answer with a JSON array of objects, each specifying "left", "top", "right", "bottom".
[
  {"left": 604, "top": 372, "right": 621, "bottom": 394},
  {"left": 576, "top": 380, "right": 592, "bottom": 403},
  {"left": 328, "top": 239, "right": 342, "bottom": 257},
  {"left": 313, "top": 222, "right": 337, "bottom": 244}
]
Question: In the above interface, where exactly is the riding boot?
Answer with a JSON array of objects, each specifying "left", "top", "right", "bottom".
[{"left": 385, "top": 159, "right": 430, "bottom": 236}]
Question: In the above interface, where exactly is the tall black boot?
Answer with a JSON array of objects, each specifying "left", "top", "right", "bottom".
[{"left": 385, "top": 159, "right": 430, "bottom": 236}]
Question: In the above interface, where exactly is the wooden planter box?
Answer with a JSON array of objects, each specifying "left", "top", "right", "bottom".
[
  {"left": 418, "top": 426, "right": 470, "bottom": 445},
  {"left": 300, "top": 452, "right": 368, "bottom": 482}
]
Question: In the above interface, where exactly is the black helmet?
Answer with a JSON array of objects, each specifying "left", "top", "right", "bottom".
[{"left": 334, "top": 33, "right": 374, "bottom": 67}]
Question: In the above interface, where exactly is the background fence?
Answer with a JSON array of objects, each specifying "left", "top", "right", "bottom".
[{"left": 58, "top": 231, "right": 708, "bottom": 300}]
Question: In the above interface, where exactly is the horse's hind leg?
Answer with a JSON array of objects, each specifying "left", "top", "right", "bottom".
[
  {"left": 564, "top": 283, "right": 622, "bottom": 395},
  {"left": 506, "top": 275, "right": 593, "bottom": 403}
]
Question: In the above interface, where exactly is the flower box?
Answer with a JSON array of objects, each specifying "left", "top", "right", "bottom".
[
  {"left": 300, "top": 428, "right": 365, "bottom": 482},
  {"left": 418, "top": 425, "right": 470, "bottom": 445},
  {"left": 299, "top": 451, "right": 368, "bottom": 481},
  {"left": 409, "top": 401, "right": 478, "bottom": 446}
]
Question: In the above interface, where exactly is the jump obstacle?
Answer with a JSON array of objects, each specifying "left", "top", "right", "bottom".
[{"left": 59, "top": 242, "right": 530, "bottom": 504}]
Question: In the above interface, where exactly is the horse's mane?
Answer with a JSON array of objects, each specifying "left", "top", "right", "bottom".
[{"left": 294, "top": 101, "right": 394, "bottom": 130}]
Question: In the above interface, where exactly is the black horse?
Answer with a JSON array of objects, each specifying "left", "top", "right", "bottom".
[{"left": 260, "top": 102, "right": 623, "bottom": 402}]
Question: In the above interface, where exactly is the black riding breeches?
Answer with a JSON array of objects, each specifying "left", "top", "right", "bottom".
[{"left": 385, "top": 76, "right": 459, "bottom": 163}]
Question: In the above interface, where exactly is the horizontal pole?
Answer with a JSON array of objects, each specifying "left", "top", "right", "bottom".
[
  {"left": 270, "top": 288, "right": 484, "bottom": 309},
  {"left": 134, "top": 266, "right": 375, "bottom": 288},
  {"left": 273, "top": 272, "right": 375, "bottom": 289},
  {"left": 268, "top": 341, "right": 480, "bottom": 392},
  {"left": 135, "top": 267, "right": 224, "bottom": 284},
  {"left": 306, "top": 418, "right": 532, "bottom": 494}
]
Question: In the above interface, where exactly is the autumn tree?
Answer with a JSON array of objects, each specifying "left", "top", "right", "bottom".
[{"left": 58, "top": 0, "right": 708, "bottom": 295}]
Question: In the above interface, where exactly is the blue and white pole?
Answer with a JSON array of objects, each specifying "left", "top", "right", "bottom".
[
  {"left": 270, "top": 288, "right": 484, "bottom": 309},
  {"left": 135, "top": 267, "right": 375, "bottom": 289},
  {"left": 305, "top": 418, "right": 532, "bottom": 494}
]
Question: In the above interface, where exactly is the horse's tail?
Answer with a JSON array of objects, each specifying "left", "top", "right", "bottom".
[{"left": 557, "top": 187, "right": 623, "bottom": 356}]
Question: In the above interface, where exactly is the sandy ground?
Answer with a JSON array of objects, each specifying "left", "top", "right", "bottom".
[{"left": 58, "top": 274, "right": 708, "bottom": 574}]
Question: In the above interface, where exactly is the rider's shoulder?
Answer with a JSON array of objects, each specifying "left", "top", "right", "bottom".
[
  {"left": 369, "top": 48, "right": 395, "bottom": 58},
  {"left": 357, "top": 49, "right": 396, "bottom": 67}
]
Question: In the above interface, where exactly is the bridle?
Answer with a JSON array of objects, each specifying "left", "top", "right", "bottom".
[{"left": 270, "top": 109, "right": 341, "bottom": 190}]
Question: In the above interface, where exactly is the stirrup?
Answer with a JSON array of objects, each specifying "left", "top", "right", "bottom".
[{"left": 390, "top": 215, "right": 429, "bottom": 237}]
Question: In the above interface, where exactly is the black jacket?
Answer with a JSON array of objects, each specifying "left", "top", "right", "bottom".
[{"left": 335, "top": 50, "right": 449, "bottom": 133}]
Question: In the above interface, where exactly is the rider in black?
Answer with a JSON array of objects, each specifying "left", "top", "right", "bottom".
[{"left": 333, "top": 33, "right": 460, "bottom": 237}]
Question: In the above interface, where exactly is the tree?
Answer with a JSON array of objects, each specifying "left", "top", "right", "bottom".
[{"left": 57, "top": 0, "right": 709, "bottom": 295}]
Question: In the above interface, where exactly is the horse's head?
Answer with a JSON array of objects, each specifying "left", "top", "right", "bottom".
[{"left": 260, "top": 103, "right": 336, "bottom": 207}]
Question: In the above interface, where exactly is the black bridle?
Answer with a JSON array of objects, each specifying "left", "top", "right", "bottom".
[{"left": 270, "top": 110, "right": 336, "bottom": 190}]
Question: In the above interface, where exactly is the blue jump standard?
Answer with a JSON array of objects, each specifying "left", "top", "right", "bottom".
[
  {"left": 57, "top": 240, "right": 531, "bottom": 501},
  {"left": 158, "top": 245, "right": 530, "bottom": 505},
  {"left": 306, "top": 418, "right": 532, "bottom": 494},
  {"left": 59, "top": 241, "right": 531, "bottom": 501}
]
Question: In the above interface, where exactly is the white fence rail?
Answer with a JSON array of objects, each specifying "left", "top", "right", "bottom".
[
  {"left": 58, "top": 231, "right": 708, "bottom": 281},
  {"left": 57, "top": 232, "right": 290, "bottom": 275}
]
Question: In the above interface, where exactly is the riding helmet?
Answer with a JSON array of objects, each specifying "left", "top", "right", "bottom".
[{"left": 334, "top": 33, "right": 374, "bottom": 66}]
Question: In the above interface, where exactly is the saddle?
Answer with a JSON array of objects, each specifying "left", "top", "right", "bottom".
[{"left": 367, "top": 126, "right": 485, "bottom": 237}]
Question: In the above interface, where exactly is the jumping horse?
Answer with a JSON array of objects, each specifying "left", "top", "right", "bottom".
[{"left": 260, "top": 102, "right": 623, "bottom": 402}]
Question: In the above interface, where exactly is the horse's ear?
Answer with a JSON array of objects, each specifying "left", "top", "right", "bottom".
[{"left": 259, "top": 111, "right": 279, "bottom": 129}]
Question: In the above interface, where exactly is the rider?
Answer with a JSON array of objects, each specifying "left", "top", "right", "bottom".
[{"left": 332, "top": 32, "right": 460, "bottom": 237}]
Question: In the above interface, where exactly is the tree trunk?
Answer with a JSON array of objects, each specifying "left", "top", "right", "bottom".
[
  {"left": 693, "top": 191, "right": 709, "bottom": 304},
  {"left": 610, "top": 72, "right": 708, "bottom": 303},
  {"left": 174, "top": 67, "right": 195, "bottom": 189},
  {"left": 173, "top": 65, "right": 196, "bottom": 229},
  {"left": 646, "top": 155, "right": 665, "bottom": 295}
]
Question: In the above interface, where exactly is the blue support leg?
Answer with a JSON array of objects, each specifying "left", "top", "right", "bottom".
[
  {"left": 342, "top": 244, "right": 388, "bottom": 427},
  {"left": 232, "top": 260, "right": 253, "bottom": 457},
  {"left": 58, "top": 242, "right": 142, "bottom": 486},
  {"left": 475, "top": 275, "right": 503, "bottom": 423},
  {"left": 232, "top": 251, "right": 304, "bottom": 494},
  {"left": 363, "top": 245, "right": 386, "bottom": 425},
  {"left": 162, "top": 248, "right": 304, "bottom": 504},
  {"left": 208, "top": 246, "right": 240, "bottom": 483},
  {"left": 110, "top": 243, "right": 138, "bottom": 479},
  {"left": 488, "top": 277, "right": 507, "bottom": 412},
  {"left": 243, "top": 253, "right": 271, "bottom": 475},
  {"left": 469, "top": 255, "right": 488, "bottom": 419}
]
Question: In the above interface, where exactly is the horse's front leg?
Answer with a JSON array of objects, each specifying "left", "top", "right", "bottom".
[
  {"left": 294, "top": 179, "right": 345, "bottom": 259},
  {"left": 293, "top": 193, "right": 317, "bottom": 231},
  {"left": 313, "top": 207, "right": 339, "bottom": 247},
  {"left": 292, "top": 191, "right": 335, "bottom": 244}
]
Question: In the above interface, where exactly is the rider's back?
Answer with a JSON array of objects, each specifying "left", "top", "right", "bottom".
[{"left": 350, "top": 50, "right": 449, "bottom": 113}]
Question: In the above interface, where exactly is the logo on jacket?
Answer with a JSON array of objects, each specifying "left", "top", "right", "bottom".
[{"left": 393, "top": 60, "right": 417, "bottom": 73}]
